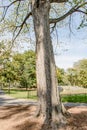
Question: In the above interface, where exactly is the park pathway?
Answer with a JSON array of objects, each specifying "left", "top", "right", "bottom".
[
  {"left": 0, "top": 90, "right": 37, "bottom": 106},
  {"left": 0, "top": 90, "right": 87, "bottom": 107}
]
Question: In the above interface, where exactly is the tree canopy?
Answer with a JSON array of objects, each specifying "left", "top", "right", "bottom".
[
  {"left": 0, "top": 50, "right": 36, "bottom": 89},
  {"left": 0, "top": 0, "right": 87, "bottom": 41}
]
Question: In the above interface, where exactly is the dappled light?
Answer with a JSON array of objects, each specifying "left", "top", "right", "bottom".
[
  {"left": 0, "top": 0, "right": 87, "bottom": 129},
  {"left": 0, "top": 105, "right": 87, "bottom": 130}
]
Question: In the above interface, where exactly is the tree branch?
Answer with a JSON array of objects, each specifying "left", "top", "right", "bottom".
[
  {"left": 75, "top": 9, "right": 87, "bottom": 15},
  {"left": 51, "top": 23, "right": 56, "bottom": 33},
  {"left": 50, "top": 2, "right": 87, "bottom": 24},
  {"left": 15, "top": 1, "right": 21, "bottom": 23},
  {"left": 0, "top": 0, "right": 24, "bottom": 22},
  {"left": 12, "top": 12, "right": 32, "bottom": 43},
  {"left": 0, "top": 0, "right": 24, "bottom": 8},
  {"left": 49, "top": 5, "right": 77, "bottom": 23},
  {"left": 50, "top": 0, "right": 68, "bottom": 3}
]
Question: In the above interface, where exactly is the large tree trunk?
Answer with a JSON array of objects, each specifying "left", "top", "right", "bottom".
[{"left": 32, "top": 1, "right": 66, "bottom": 129}]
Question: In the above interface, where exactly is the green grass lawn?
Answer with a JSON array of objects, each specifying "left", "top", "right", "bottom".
[
  {"left": 61, "top": 94, "right": 87, "bottom": 103},
  {"left": 4, "top": 89, "right": 37, "bottom": 100},
  {"left": 3, "top": 89, "right": 87, "bottom": 103}
]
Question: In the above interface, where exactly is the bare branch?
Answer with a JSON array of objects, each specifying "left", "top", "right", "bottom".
[
  {"left": 68, "top": 15, "right": 75, "bottom": 36},
  {"left": 25, "top": 22, "right": 30, "bottom": 31},
  {"left": 12, "top": 12, "right": 32, "bottom": 43},
  {"left": 0, "top": 7, "right": 8, "bottom": 22},
  {"left": 51, "top": 23, "right": 56, "bottom": 33},
  {"left": 0, "top": 0, "right": 24, "bottom": 22},
  {"left": 0, "top": 0, "right": 24, "bottom": 8},
  {"left": 50, "top": 0, "right": 68, "bottom": 3},
  {"left": 75, "top": 9, "right": 87, "bottom": 15},
  {"left": 15, "top": 1, "right": 21, "bottom": 23},
  {"left": 50, "top": 2, "right": 87, "bottom": 24},
  {"left": 49, "top": 5, "right": 77, "bottom": 24}
]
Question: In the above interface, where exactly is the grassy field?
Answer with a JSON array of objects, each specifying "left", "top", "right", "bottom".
[
  {"left": 61, "top": 94, "right": 87, "bottom": 103},
  {"left": 4, "top": 89, "right": 37, "bottom": 100},
  {"left": 3, "top": 86, "right": 87, "bottom": 103},
  {"left": 61, "top": 86, "right": 87, "bottom": 103}
]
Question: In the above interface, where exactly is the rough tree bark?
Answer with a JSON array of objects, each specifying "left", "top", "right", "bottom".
[{"left": 32, "top": 0, "right": 66, "bottom": 129}]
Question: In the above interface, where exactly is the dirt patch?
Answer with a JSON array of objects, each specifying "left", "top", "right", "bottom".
[{"left": 0, "top": 105, "right": 87, "bottom": 130}]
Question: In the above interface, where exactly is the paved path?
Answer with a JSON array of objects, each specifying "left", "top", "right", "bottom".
[
  {"left": 64, "top": 102, "right": 87, "bottom": 107},
  {"left": 0, "top": 90, "right": 87, "bottom": 107},
  {"left": 0, "top": 90, "right": 37, "bottom": 106},
  {"left": 0, "top": 90, "right": 4, "bottom": 95}
]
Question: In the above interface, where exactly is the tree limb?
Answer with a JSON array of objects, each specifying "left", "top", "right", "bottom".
[
  {"left": 50, "top": 2, "right": 87, "bottom": 24},
  {"left": 15, "top": 1, "right": 21, "bottom": 23},
  {"left": 49, "top": 5, "right": 77, "bottom": 23},
  {"left": 0, "top": 0, "right": 24, "bottom": 22},
  {"left": 75, "top": 9, "right": 87, "bottom": 15},
  {"left": 51, "top": 23, "right": 56, "bottom": 33},
  {"left": 0, "top": 0, "right": 24, "bottom": 8},
  {"left": 12, "top": 12, "right": 32, "bottom": 43},
  {"left": 50, "top": 0, "right": 68, "bottom": 3}
]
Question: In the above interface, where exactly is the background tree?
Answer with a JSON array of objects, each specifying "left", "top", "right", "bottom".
[
  {"left": 56, "top": 67, "right": 69, "bottom": 85},
  {"left": 12, "top": 50, "right": 36, "bottom": 89},
  {"left": 66, "top": 68, "right": 77, "bottom": 86},
  {"left": 66, "top": 59, "right": 87, "bottom": 88},
  {"left": 0, "top": 40, "right": 13, "bottom": 90},
  {"left": 73, "top": 59, "right": 87, "bottom": 88},
  {"left": 0, "top": 50, "right": 36, "bottom": 90}
]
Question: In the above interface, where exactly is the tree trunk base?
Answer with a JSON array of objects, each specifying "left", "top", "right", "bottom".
[
  {"left": 35, "top": 103, "right": 69, "bottom": 129},
  {"left": 62, "top": 103, "right": 71, "bottom": 117},
  {"left": 35, "top": 112, "right": 67, "bottom": 130},
  {"left": 41, "top": 117, "right": 67, "bottom": 130}
]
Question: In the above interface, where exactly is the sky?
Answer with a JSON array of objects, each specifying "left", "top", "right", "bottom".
[
  {"left": 55, "top": 39, "right": 87, "bottom": 70},
  {"left": 0, "top": 1, "right": 87, "bottom": 70},
  {"left": 54, "top": 25, "right": 87, "bottom": 70}
]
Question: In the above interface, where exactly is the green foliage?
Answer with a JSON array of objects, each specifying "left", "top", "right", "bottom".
[
  {"left": 1, "top": 48, "right": 87, "bottom": 89},
  {"left": 73, "top": 59, "right": 87, "bottom": 88},
  {"left": 0, "top": 49, "right": 36, "bottom": 89},
  {"left": 66, "top": 59, "right": 87, "bottom": 88},
  {"left": 0, "top": 41, "right": 13, "bottom": 88},
  {"left": 56, "top": 67, "right": 69, "bottom": 85},
  {"left": 66, "top": 68, "right": 78, "bottom": 86},
  {"left": 12, "top": 50, "right": 36, "bottom": 89},
  {"left": 74, "top": 59, "right": 87, "bottom": 69},
  {"left": 56, "top": 68, "right": 64, "bottom": 85},
  {"left": 56, "top": 59, "right": 87, "bottom": 88}
]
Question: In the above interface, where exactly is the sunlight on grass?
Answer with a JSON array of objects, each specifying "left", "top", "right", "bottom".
[
  {"left": 61, "top": 94, "right": 87, "bottom": 103},
  {"left": 3, "top": 88, "right": 87, "bottom": 103},
  {"left": 4, "top": 89, "right": 37, "bottom": 100}
]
